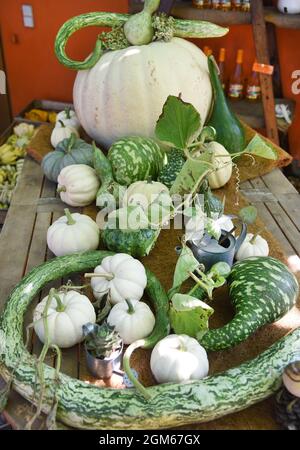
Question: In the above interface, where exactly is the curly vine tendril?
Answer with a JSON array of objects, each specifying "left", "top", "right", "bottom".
[{"left": 54, "top": 10, "right": 228, "bottom": 71}]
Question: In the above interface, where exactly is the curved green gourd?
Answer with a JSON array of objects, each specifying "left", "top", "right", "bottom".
[
  {"left": 0, "top": 252, "right": 299, "bottom": 429},
  {"left": 55, "top": 10, "right": 228, "bottom": 71},
  {"left": 41, "top": 136, "right": 94, "bottom": 182},
  {"left": 207, "top": 55, "right": 246, "bottom": 154},
  {"left": 201, "top": 257, "right": 299, "bottom": 351}
]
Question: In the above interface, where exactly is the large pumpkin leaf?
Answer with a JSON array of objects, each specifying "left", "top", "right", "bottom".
[
  {"left": 169, "top": 294, "right": 214, "bottom": 339},
  {"left": 155, "top": 95, "right": 202, "bottom": 149},
  {"left": 245, "top": 134, "right": 278, "bottom": 160}
]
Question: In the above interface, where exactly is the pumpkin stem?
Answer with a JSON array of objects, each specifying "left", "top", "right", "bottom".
[
  {"left": 58, "top": 120, "right": 66, "bottom": 128},
  {"left": 65, "top": 107, "right": 71, "bottom": 120},
  {"left": 125, "top": 299, "right": 135, "bottom": 315},
  {"left": 64, "top": 208, "right": 76, "bottom": 226},
  {"left": 67, "top": 133, "right": 77, "bottom": 152},
  {"left": 53, "top": 292, "right": 66, "bottom": 312},
  {"left": 84, "top": 272, "right": 114, "bottom": 281},
  {"left": 250, "top": 233, "right": 259, "bottom": 244},
  {"left": 57, "top": 186, "right": 66, "bottom": 194},
  {"left": 123, "top": 339, "right": 153, "bottom": 401}
]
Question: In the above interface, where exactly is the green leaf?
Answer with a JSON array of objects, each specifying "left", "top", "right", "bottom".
[
  {"left": 169, "top": 294, "right": 214, "bottom": 339},
  {"left": 170, "top": 245, "right": 200, "bottom": 296},
  {"left": 245, "top": 134, "right": 278, "bottom": 160},
  {"left": 205, "top": 218, "right": 221, "bottom": 240},
  {"left": 155, "top": 95, "right": 202, "bottom": 149},
  {"left": 238, "top": 206, "right": 257, "bottom": 225},
  {"left": 170, "top": 150, "right": 213, "bottom": 196}
]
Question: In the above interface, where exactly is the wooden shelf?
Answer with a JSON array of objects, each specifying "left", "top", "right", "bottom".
[
  {"left": 229, "top": 98, "right": 295, "bottom": 131},
  {"left": 130, "top": 2, "right": 300, "bottom": 29}
]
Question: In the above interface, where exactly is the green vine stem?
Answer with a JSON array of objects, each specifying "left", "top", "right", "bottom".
[
  {"left": 55, "top": 12, "right": 228, "bottom": 71},
  {"left": 123, "top": 340, "right": 152, "bottom": 401}
]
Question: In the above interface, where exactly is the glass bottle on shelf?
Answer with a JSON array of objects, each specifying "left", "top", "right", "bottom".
[
  {"left": 220, "top": 0, "right": 231, "bottom": 10},
  {"left": 246, "top": 62, "right": 261, "bottom": 102},
  {"left": 231, "top": 0, "right": 242, "bottom": 10},
  {"left": 203, "top": 46, "right": 213, "bottom": 56},
  {"left": 228, "top": 49, "right": 244, "bottom": 100},
  {"left": 203, "top": 0, "right": 212, "bottom": 8},
  {"left": 212, "top": 0, "right": 221, "bottom": 9},
  {"left": 218, "top": 48, "right": 227, "bottom": 91},
  {"left": 241, "top": 0, "right": 251, "bottom": 12},
  {"left": 193, "top": 0, "right": 204, "bottom": 8}
]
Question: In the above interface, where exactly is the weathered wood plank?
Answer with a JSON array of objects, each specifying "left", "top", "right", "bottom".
[
  {"left": 262, "top": 169, "right": 298, "bottom": 195},
  {"left": 265, "top": 201, "right": 300, "bottom": 255},
  {"left": 277, "top": 194, "right": 300, "bottom": 232}
]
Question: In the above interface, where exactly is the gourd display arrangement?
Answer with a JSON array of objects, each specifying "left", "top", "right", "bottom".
[{"left": 0, "top": 0, "right": 299, "bottom": 431}]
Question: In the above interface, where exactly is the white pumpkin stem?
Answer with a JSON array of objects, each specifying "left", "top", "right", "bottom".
[
  {"left": 57, "top": 186, "right": 66, "bottom": 194},
  {"left": 58, "top": 120, "right": 66, "bottom": 128},
  {"left": 64, "top": 208, "right": 76, "bottom": 226},
  {"left": 53, "top": 292, "right": 66, "bottom": 312},
  {"left": 84, "top": 272, "right": 114, "bottom": 281},
  {"left": 65, "top": 107, "right": 71, "bottom": 120},
  {"left": 125, "top": 299, "right": 135, "bottom": 315}
]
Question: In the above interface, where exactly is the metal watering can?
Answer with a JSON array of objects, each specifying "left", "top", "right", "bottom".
[{"left": 188, "top": 215, "right": 247, "bottom": 271}]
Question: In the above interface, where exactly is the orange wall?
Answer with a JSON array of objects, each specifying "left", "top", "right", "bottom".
[
  {"left": 0, "top": 0, "right": 128, "bottom": 114},
  {"left": 0, "top": 1, "right": 300, "bottom": 158}
]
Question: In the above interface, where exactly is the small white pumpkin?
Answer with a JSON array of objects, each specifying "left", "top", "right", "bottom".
[
  {"left": 47, "top": 209, "right": 100, "bottom": 257},
  {"left": 51, "top": 121, "right": 79, "bottom": 148},
  {"left": 107, "top": 299, "right": 155, "bottom": 345},
  {"left": 207, "top": 142, "right": 233, "bottom": 190},
  {"left": 56, "top": 109, "right": 80, "bottom": 129},
  {"left": 33, "top": 290, "right": 96, "bottom": 348},
  {"left": 150, "top": 334, "right": 209, "bottom": 384},
  {"left": 123, "top": 180, "right": 171, "bottom": 210},
  {"left": 89, "top": 253, "right": 147, "bottom": 305},
  {"left": 57, "top": 164, "right": 100, "bottom": 207},
  {"left": 236, "top": 233, "right": 269, "bottom": 261}
]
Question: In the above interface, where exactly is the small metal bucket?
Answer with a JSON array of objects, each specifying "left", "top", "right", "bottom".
[{"left": 83, "top": 323, "right": 123, "bottom": 379}]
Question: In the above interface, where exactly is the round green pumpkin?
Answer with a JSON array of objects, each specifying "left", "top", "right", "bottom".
[{"left": 42, "top": 134, "right": 94, "bottom": 182}]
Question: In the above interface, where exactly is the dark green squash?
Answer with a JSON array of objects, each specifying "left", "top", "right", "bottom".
[
  {"left": 42, "top": 134, "right": 94, "bottom": 182},
  {"left": 207, "top": 56, "right": 246, "bottom": 155}
]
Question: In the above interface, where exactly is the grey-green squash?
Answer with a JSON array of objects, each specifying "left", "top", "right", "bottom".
[
  {"left": 108, "top": 136, "right": 165, "bottom": 186},
  {"left": 42, "top": 134, "right": 94, "bottom": 182}
]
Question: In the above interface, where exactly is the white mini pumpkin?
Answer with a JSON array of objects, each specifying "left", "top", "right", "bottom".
[
  {"left": 107, "top": 299, "right": 155, "bottom": 345},
  {"left": 33, "top": 290, "right": 96, "bottom": 348},
  {"left": 150, "top": 334, "right": 209, "bottom": 384},
  {"left": 122, "top": 180, "right": 171, "bottom": 210},
  {"left": 207, "top": 142, "right": 233, "bottom": 189},
  {"left": 56, "top": 109, "right": 80, "bottom": 129},
  {"left": 47, "top": 209, "right": 100, "bottom": 257},
  {"left": 236, "top": 233, "right": 269, "bottom": 261},
  {"left": 73, "top": 38, "right": 212, "bottom": 148},
  {"left": 57, "top": 164, "right": 100, "bottom": 207},
  {"left": 51, "top": 122, "right": 79, "bottom": 148},
  {"left": 89, "top": 253, "right": 147, "bottom": 305}
]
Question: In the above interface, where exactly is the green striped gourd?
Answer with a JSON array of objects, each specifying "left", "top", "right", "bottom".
[
  {"left": 201, "top": 256, "right": 299, "bottom": 351},
  {"left": 158, "top": 148, "right": 186, "bottom": 189},
  {"left": 0, "top": 252, "right": 300, "bottom": 429},
  {"left": 108, "top": 137, "right": 165, "bottom": 186}
]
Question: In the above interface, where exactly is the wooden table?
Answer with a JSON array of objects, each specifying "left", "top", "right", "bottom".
[{"left": 1, "top": 156, "right": 300, "bottom": 430}]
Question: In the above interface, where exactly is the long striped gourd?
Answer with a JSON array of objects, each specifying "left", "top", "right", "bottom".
[
  {"left": 0, "top": 251, "right": 300, "bottom": 429},
  {"left": 54, "top": 13, "right": 228, "bottom": 70},
  {"left": 201, "top": 257, "right": 299, "bottom": 351}
]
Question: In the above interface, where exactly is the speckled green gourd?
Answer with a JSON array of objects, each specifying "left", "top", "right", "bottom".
[
  {"left": 201, "top": 256, "right": 299, "bottom": 351},
  {"left": 108, "top": 137, "right": 165, "bottom": 186},
  {"left": 0, "top": 252, "right": 300, "bottom": 429},
  {"left": 102, "top": 227, "right": 160, "bottom": 258},
  {"left": 158, "top": 148, "right": 186, "bottom": 189}
]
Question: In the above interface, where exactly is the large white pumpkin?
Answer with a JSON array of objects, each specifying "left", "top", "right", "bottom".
[{"left": 73, "top": 38, "right": 212, "bottom": 148}]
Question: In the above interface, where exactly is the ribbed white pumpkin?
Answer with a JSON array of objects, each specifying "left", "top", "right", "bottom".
[
  {"left": 73, "top": 38, "right": 212, "bottom": 148},
  {"left": 236, "top": 233, "right": 269, "bottom": 261},
  {"left": 57, "top": 164, "right": 100, "bottom": 207},
  {"left": 207, "top": 142, "right": 233, "bottom": 190}
]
